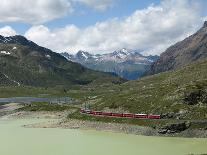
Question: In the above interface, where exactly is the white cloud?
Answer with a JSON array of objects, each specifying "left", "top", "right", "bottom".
[
  {"left": 73, "top": 0, "right": 115, "bottom": 11},
  {"left": 25, "top": 0, "right": 205, "bottom": 55},
  {"left": 0, "top": 0, "right": 115, "bottom": 24},
  {"left": 0, "top": 26, "right": 17, "bottom": 37},
  {"left": 0, "top": 0, "right": 72, "bottom": 24},
  {"left": 25, "top": 25, "right": 80, "bottom": 53}
]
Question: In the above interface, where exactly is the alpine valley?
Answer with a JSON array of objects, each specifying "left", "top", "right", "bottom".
[
  {"left": 61, "top": 49, "right": 159, "bottom": 80},
  {"left": 1, "top": 2, "right": 207, "bottom": 155}
]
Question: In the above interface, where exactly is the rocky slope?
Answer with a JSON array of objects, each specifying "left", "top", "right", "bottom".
[
  {"left": 0, "top": 35, "right": 124, "bottom": 87},
  {"left": 149, "top": 21, "right": 207, "bottom": 75},
  {"left": 61, "top": 49, "right": 158, "bottom": 80}
]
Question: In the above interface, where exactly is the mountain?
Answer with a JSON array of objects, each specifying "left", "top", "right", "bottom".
[
  {"left": 0, "top": 35, "right": 125, "bottom": 87},
  {"left": 148, "top": 21, "right": 207, "bottom": 75},
  {"left": 61, "top": 49, "right": 159, "bottom": 80}
]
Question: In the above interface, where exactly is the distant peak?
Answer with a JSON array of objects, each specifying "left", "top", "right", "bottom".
[
  {"left": 77, "top": 50, "right": 90, "bottom": 55},
  {"left": 76, "top": 50, "right": 91, "bottom": 60},
  {"left": 113, "top": 48, "right": 129, "bottom": 55},
  {"left": 121, "top": 48, "right": 127, "bottom": 52},
  {"left": 77, "top": 50, "right": 86, "bottom": 53},
  {"left": 203, "top": 21, "right": 207, "bottom": 28},
  {"left": 0, "top": 35, "right": 29, "bottom": 43}
]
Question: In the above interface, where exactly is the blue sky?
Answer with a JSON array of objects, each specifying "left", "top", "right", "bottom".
[
  {"left": 0, "top": 0, "right": 206, "bottom": 55},
  {"left": 0, "top": 0, "right": 162, "bottom": 34},
  {"left": 46, "top": 0, "right": 161, "bottom": 29}
]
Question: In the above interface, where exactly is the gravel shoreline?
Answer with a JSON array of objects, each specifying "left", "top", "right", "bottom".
[{"left": 24, "top": 117, "right": 207, "bottom": 138}]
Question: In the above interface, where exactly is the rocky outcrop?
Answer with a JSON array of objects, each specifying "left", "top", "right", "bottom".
[
  {"left": 184, "top": 90, "right": 207, "bottom": 105},
  {"left": 158, "top": 121, "right": 191, "bottom": 134}
]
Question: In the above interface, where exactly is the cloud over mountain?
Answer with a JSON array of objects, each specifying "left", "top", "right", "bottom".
[
  {"left": 0, "top": 26, "right": 17, "bottom": 37},
  {"left": 24, "top": 0, "right": 205, "bottom": 55}
]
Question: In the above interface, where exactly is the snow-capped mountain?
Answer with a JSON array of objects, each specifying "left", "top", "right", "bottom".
[{"left": 61, "top": 48, "right": 159, "bottom": 80}]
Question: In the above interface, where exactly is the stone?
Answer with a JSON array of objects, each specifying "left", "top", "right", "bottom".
[{"left": 158, "top": 121, "right": 191, "bottom": 134}]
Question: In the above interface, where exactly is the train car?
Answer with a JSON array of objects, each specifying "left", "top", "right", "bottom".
[
  {"left": 134, "top": 114, "right": 148, "bottom": 119},
  {"left": 80, "top": 109, "right": 86, "bottom": 113},
  {"left": 111, "top": 113, "right": 123, "bottom": 117},
  {"left": 102, "top": 112, "right": 112, "bottom": 116},
  {"left": 80, "top": 109, "right": 161, "bottom": 120},
  {"left": 123, "top": 113, "right": 134, "bottom": 118},
  {"left": 93, "top": 111, "right": 102, "bottom": 115},
  {"left": 85, "top": 110, "right": 93, "bottom": 114},
  {"left": 148, "top": 114, "right": 161, "bottom": 119}
]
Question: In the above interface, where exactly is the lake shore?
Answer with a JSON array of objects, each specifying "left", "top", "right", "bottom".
[
  {"left": 1, "top": 103, "right": 207, "bottom": 138},
  {"left": 23, "top": 118, "right": 207, "bottom": 138}
]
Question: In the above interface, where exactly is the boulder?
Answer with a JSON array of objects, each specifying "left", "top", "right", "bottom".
[
  {"left": 158, "top": 121, "right": 191, "bottom": 134},
  {"left": 161, "top": 112, "right": 176, "bottom": 119}
]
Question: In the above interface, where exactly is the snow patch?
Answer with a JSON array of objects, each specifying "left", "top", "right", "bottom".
[
  {"left": 62, "top": 49, "right": 156, "bottom": 64},
  {"left": 0, "top": 51, "right": 10, "bottom": 55},
  {"left": 12, "top": 47, "right": 17, "bottom": 50},
  {"left": 81, "top": 52, "right": 88, "bottom": 59},
  {"left": 45, "top": 54, "right": 51, "bottom": 59}
]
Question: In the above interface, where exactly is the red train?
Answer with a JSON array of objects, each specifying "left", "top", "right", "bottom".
[{"left": 80, "top": 109, "right": 161, "bottom": 119}]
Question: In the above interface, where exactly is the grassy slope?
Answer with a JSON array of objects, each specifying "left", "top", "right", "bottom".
[
  {"left": 65, "top": 59, "right": 207, "bottom": 128},
  {"left": 18, "top": 102, "right": 78, "bottom": 112},
  {"left": 89, "top": 59, "right": 207, "bottom": 120}
]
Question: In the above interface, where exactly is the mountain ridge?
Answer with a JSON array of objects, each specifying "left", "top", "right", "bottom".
[
  {"left": 148, "top": 21, "right": 207, "bottom": 75},
  {"left": 61, "top": 49, "right": 159, "bottom": 80}
]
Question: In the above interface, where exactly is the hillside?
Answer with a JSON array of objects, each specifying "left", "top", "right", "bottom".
[
  {"left": 61, "top": 49, "right": 158, "bottom": 80},
  {"left": 87, "top": 58, "right": 207, "bottom": 120},
  {"left": 148, "top": 21, "right": 207, "bottom": 75},
  {"left": 0, "top": 35, "right": 125, "bottom": 87}
]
